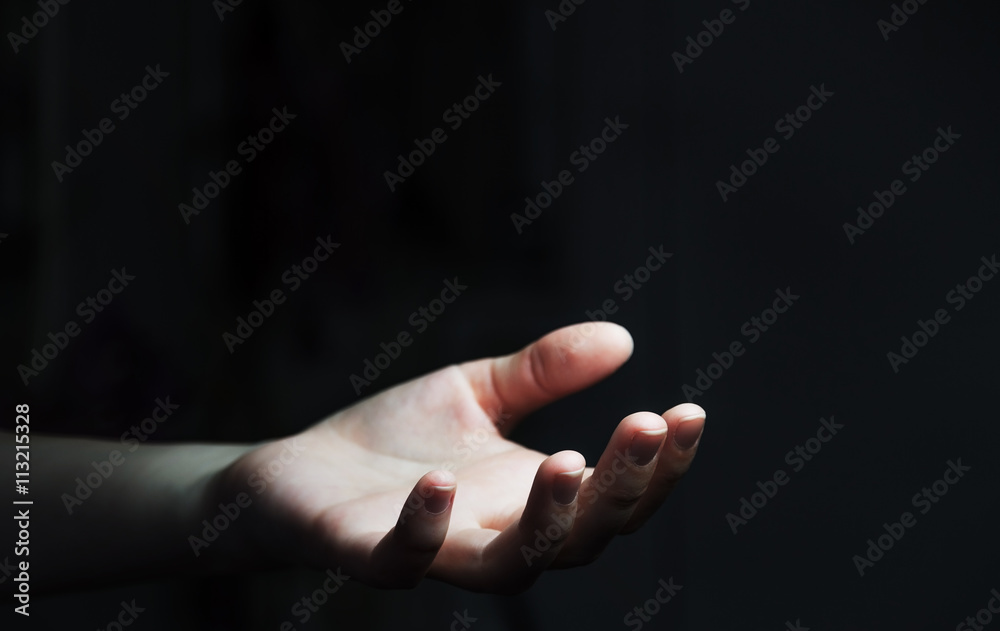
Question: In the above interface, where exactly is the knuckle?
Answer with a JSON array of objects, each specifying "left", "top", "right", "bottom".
[
  {"left": 641, "top": 459, "right": 687, "bottom": 492},
  {"left": 406, "top": 541, "right": 443, "bottom": 557},
  {"left": 528, "top": 345, "right": 558, "bottom": 396},
  {"left": 396, "top": 528, "right": 444, "bottom": 558},
  {"left": 602, "top": 487, "right": 644, "bottom": 511},
  {"left": 546, "top": 529, "right": 571, "bottom": 548}
]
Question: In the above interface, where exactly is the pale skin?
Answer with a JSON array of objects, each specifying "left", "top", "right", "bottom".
[{"left": 19, "top": 322, "right": 705, "bottom": 593}]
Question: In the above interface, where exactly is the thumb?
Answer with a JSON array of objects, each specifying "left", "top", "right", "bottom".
[{"left": 460, "top": 322, "right": 634, "bottom": 434}]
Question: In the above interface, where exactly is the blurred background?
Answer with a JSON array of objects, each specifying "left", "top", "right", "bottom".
[{"left": 2, "top": 0, "right": 999, "bottom": 628}]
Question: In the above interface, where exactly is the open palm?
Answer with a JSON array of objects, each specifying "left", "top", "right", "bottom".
[{"left": 219, "top": 323, "right": 705, "bottom": 593}]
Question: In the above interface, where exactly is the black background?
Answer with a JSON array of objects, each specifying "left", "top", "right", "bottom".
[{"left": 2, "top": 0, "right": 999, "bottom": 629}]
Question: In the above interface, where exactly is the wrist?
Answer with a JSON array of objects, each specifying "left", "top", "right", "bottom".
[{"left": 180, "top": 443, "right": 265, "bottom": 574}]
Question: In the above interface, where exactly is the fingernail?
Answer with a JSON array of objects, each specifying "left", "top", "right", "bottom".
[
  {"left": 425, "top": 485, "right": 455, "bottom": 515},
  {"left": 673, "top": 415, "right": 705, "bottom": 450},
  {"left": 629, "top": 428, "right": 668, "bottom": 466},
  {"left": 553, "top": 468, "right": 584, "bottom": 505}
]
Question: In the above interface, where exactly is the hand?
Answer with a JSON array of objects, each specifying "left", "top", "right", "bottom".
[{"left": 214, "top": 322, "right": 706, "bottom": 593}]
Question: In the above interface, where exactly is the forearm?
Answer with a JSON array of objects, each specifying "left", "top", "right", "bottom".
[{"left": 5, "top": 433, "right": 257, "bottom": 591}]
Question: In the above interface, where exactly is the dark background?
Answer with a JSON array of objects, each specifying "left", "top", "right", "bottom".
[{"left": 2, "top": 0, "right": 999, "bottom": 629}]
